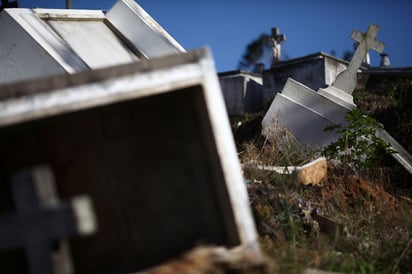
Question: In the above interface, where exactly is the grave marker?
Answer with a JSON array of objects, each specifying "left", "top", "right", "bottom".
[
  {"left": 262, "top": 24, "right": 412, "bottom": 174},
  {"left": 269, "top": 27, "right": 286, "bottom": 66},
  {"left": 262, "top": 24, "right": 384, "bottom": 146},
  {"left": 332, "top": 24, "right": 384, "bottom": 94},
  {"left": 0, "top": 166, "right": 96, "bottom": 274},
  {"left": 0, "top": 48, "right": 259, "bottom": 273},
  {"left": 0, "top": 0, "right": 184, "bottom": 84}
]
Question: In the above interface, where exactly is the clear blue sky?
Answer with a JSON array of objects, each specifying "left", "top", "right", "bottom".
[{"left": 17, "top": 0, "right": 412, "bottom": 72}]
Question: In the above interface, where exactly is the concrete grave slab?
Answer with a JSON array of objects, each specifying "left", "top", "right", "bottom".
[
  {"left": 242, "top": 157, "right": 327, "bottom": 186},
  {"left": 0, "top": 48, "right": 258, "bottom": 274},
  {"left": 262, "top": 24, "right": 384, "bottom": 147},
  {"left": 262, "top": 78, "right": 349, "bottom": 146},
  {"left": 261, "top": 24, "right": 412, "bottom": 174},
  {"left": 0, "top": 0, "right": 184, "bottom": 84}
]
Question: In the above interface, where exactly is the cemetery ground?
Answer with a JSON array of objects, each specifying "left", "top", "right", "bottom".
[{"left": 232, "top": 78, "right": 412, "bottom": 273}]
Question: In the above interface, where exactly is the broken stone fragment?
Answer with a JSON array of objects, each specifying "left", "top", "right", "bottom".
[
  {"left": 303, "top": 268, "right": 344, "bottom": 274},
  {"left": 242, "top": 157, "right": 327, "bottom": 186},
  {"left": 295, "top": 157, "right": 327, "bottom": 186}
]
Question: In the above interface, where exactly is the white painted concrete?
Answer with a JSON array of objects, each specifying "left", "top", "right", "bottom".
[
  {"left": 262, "top": 78, "right": 350, "bottom": 146},
  {"left": 0, "top": 48, "right": 259, "bottom": 252},
  {"left": 106, "top": 0, "right": 185, "bottom": 58},
  {"left": 0, "top": 0, "right": 185, "bottom": 84}
]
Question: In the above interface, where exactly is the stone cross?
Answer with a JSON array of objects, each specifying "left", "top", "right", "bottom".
[
  {"left": 332, "top": 23, "right": 384, "bottom": 94},
  {"left": 0, "top": 166, "right": 96, "bottom": 274},
  {"left": 269, "top": 27, "right": 286, "bottom": 67}
]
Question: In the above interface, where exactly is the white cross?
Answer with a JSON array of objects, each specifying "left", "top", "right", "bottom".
[
  {"left": 332, "top": 24, "right": 384, "bottom": 94},
  {"left": 270, "top": 27, "right": 286, "bottom": 66}
]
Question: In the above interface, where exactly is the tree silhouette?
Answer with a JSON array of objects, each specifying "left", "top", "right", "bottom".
[{"left": 238, "top": 33, "right": 271, "bottom": 71}]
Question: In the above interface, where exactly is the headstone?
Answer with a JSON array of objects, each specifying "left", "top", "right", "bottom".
[
  {"left": 261, "top": 24, "right": 412, "bottom": 174},
  {"left": 332, "top": 24, "right": 384, "bottom": 94},
  {"left": 0, "top": 48, "right": 259, "bottom": 273},
  {"left": 262, "top": 24, "right": 384, "bottom": 146},
  {"left": 0, "top": 0, "right": 184, "bottom": 84},
  {"left": 262, "top": 77, "right": 351, "bottom": 146},
  {"left": 0, "top": 166, "right": 96, "bottom": 274},
  {"left": 269, "top": 27, "right": 286, "bottom": 67}
]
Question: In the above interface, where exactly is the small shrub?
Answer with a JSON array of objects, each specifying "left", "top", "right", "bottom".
[{"left": 323, "top": 108, "right": 395, "bottom": 172}]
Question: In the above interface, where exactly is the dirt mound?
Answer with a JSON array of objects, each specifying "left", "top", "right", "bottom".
[{"left": 321, "top": 170, "right": 397, "bottom": 214}]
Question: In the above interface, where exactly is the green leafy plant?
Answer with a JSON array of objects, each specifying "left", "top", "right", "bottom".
[{"left": 323, "top": 108, "right": 395, "bottom": 171}]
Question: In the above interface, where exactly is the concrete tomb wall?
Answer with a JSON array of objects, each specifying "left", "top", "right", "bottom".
[
  {"left": 219, "top": 72, "right": 263, "bottom": 115},
  {"left": 262, "top": 53, "right": 348, "bottom": 107},
  {"left": 0, "top": 49, "right": 257, "bottom": 274}
]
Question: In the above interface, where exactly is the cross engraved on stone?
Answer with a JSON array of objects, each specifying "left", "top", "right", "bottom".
[
  {"left": 332, "top": 23, "right": 384, "bottom": 94},
  {"left": 0, "top": 166, "right": 97, "bottom": 274},
  {"left": 269, "top": 27, "right": 286, "bottom": 67}
]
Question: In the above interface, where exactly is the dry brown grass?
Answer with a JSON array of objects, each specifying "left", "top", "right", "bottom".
[{"left": 235, "top": 116, "right": 412, "bottom": 273}]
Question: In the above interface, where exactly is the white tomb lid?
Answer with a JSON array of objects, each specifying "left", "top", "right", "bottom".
[{"left": 0, "top": 0, "right": 185, "bottom": 84}]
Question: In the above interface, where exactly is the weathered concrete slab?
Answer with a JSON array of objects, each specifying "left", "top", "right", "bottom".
[
  {"left": 262, "top": 78, "right": 348, "bottom": 146},
  {"left": 106, "top": 0, "right": 184, "bottom": 59},
  {"left": 0, "top": 48, "right": 258, "bottom": 273},
  {"left": 262, "top": 24, "right": 384, "bottom": 147},
  {"left": 303, "top": 268, "right": 343, "bottom": 274},
  {"left": 261, "top": 24, "right": 411, "bottom": 175},
  {"left": 242, "top": 157, "right": 327, "bottom": 186},
  {"left": 0, "top": 0, "right": 184, "bottom": 84},
  {"left": 296, "top": 157, "right": 327, "bottom": 186}
]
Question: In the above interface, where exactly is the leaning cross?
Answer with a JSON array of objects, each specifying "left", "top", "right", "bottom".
[
  {"left": 0, "top": 166, "right": 97, "bottom": 274},
  {"left": 332, "top": 23, "right": 384, "bottom": 94},
  {"left": 270, "top": 27, "right": 286, "bottom": 66}
]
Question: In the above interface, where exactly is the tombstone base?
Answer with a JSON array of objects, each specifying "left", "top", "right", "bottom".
[
  {"left": 262, "top": 78, "right": 355, "bottom": 147},
  {"left": 317, "top": 86, "right": 356, "bottom": 110},
  {"left": 0, "top": 48, "right": 258, "bottom": 274}
]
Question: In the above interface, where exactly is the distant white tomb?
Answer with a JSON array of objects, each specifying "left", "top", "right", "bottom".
[
  {"left": 0, "top": 0, "right": 184, "bottom": 84},
  {"left": 218, "top": 70, "right": 263, "bottom": 116},
  {"left": 262, "top": 24, "right": 384, "bottom": 146}
]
